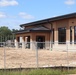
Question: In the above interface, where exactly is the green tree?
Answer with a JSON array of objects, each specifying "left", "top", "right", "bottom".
[
  {"left": 12, "top": 29, "right": 18, "bottom": 33},
  {"left": 12, "top": 29, "right": 18, "bottom": 39},
  {"left": 0, "top": 26, "right": 12, "bottom": 36},
  {"left": 0, "top": 26, "right": 12, "bottom": 42}
]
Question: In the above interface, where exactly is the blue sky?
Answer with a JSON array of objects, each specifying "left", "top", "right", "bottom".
[{"left": 0, "top": 0, "right": 76, "bottom": 30}]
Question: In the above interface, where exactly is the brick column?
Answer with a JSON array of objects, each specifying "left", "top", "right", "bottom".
[
  {"left": 46, "top": 33, "right": 50, "bottom": 50},
  {"left": 15, "top": 37, "right": 19, "bottom": 49},
  {"left": 22, "top": 36, "right": 25, "bottom": 49},
  {"left": 50, "top": 32, "right": 52, "bottom": 49},
  {"left": 66, "top": 26, "right": 70, "bottom": 43},
  {"left": 25, "top": 36, "right": 27, "bottom": 49},
  {"left": 54, "top": 27, "right": 58, "bottom": 45},
  {"left": 31, "top": 33, "right": 36, "bottom": 50}
]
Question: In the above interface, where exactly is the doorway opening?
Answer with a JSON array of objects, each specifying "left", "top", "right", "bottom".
[
  {"left": 36, "top": 36, "right": 45, "bottom": 49},
  {"left": 26, "top": 36, "right": 30, "bottom": 49}
]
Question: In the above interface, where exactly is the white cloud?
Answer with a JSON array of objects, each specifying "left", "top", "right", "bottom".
[
  {"left": 0, "top": 12, "right": 7, "bottom": 18},
  {"left": 0, "top": 0, "right": 18, "bottom": 7},
  {"left": 65, "top": 0, "right": 75, "bottom": 5},
  {"left": 19, "top": 12, "right": 35, "bottom": 19}
]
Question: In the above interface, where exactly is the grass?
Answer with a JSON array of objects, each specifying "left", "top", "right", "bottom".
[{"left": 0, "top": 69, "right": 76, "bottom": 75}]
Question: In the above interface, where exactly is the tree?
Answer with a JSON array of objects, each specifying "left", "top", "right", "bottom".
[
  {"left": 12, "top": 29, "right": 18, "bottom": 33},
  {"left": 12, "top": 28, "right": 18, "bottom": 39},
  {"left": 0, "top": 26, "right": 18, "bottom": 42},
  {"left": 0, "top": 26, "right": 12, "bottom": 36},
  {"left": 0, "top": 26, "right": 12, "bottom": 42}
]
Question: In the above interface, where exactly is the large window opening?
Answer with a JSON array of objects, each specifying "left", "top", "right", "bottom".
[
  {"left": 70, "top": 26, "right": 72, "bottom": 44},
  {"left": 58, "top": 27, "right": 66, "bottom": 44},
  {"left": 74, "top": 26, "right": 76, "bottom": 44}
]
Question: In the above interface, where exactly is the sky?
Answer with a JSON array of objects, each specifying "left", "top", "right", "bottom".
[{"left": 0, "top": 0, "right": 76, "bottom": 30}]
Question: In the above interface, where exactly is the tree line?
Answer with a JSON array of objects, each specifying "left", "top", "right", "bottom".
[{"left": 0, "top": 26, "right": 18, "bottom": 42}]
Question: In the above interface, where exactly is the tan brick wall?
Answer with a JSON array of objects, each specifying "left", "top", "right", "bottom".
[
  {"left": 24, "top": 23, "right": 52, "bottom": 30},
  {"left": 16, "top": 17, "right": 76, "bottom": 50},
  {"left": 16, "top": 17, "right": 76, "bottom": 43},
  {"left": 16, "top": 32, "right": 50, "bottom": 50},
  {"left": 31, "top": 32, "right": 50, "bottom": 42},
  {"left": 69, "top": 18, "right": 76, "bottom": 43},
  {"left": 43, "top": 23, "right": 51, "bottom": 29},
  {"left": 56, "top": 19, "right": 69, "bottom": 42},
  {"left": 69, "top": 18, "right": 76, "bottom": 26},
  {"left": 53, "top": 22, "right": 58, "bottom": 42},
  {"left": 24, "top": 25, "right": 36, "bottom": 29},
  {"left": 51, "top": 18, "right": 76, "bottom": 42}
]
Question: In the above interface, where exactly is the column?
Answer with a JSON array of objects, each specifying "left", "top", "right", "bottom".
[
  {"left": 15, "top": 37, "right": 19, "bottom": 49},
  {"left": 54, "top": 27, "right": 58, "bottom": 45},
  {"left": 22, "top": 36, "right": 25, "bottom": 49},
  {"left": 66, "top": 26, "right": 70, "bottom": 51},
  {"left": 72, "top": 26, "right": 74, "bottom": 45},
  {"left": 50, "top": 32, "right": 52, "bottom": 49},
  {"left": 46, "top": 33, "right": 50, "bottom": 50},
  {"left": 25, "top": 36, "right": 27, "bottom": 49},
  {"left": 31, "top": 33, "right": 36, "bottom": 50},
  {"left": 66, "top": 26, "right": 70, "bottom": 44}
]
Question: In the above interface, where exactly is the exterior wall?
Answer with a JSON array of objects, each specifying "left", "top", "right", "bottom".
[
  {"left": 24, "top": 23, "right": 52, "bottom": 30},
  {"left": 16, "top": 33, "right": 32, "bottom": 49},
  {"left": 16, "top": 32, "right": 50, "bottom": 50},
  {"left": 69, "top": 18, "right": 76, "bottom": 43},
  {"left": 24, "top": 25, "right": 36, "bottom": 29},
  {"left": 16, "top": 17, "right": 76, "bottom": 51},
  {"left": 53, "top": 22, "right": 58, "bottom": 42},
  {"left": 52, "top": 18, "right": 76, "bottom": 51},
  {"left": 43, "top": 23, "right": 51, "bottom": 29},
  {"left": 56, "top": 19, "right": 69, "bottom": 42},
  {"left": 53, "top": 17, "right": 76, "bottom": 43},
  {"left": 31, "top": 32, "right": 50, "bottom": 50}
]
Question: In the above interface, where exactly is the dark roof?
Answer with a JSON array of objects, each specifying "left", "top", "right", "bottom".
[
  {"left": 30, "top": 25, "right": 50, "bottom": 31},
  {"left": 15, "top": 26, "right": 51, "bottom": 34},
  {"left": 20, "top": 13, "right": 76, "bottom": 27}
]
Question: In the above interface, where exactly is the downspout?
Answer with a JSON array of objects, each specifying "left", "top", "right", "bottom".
[{"left": 47, "top": 20, "right": 53, "bottom": 51}]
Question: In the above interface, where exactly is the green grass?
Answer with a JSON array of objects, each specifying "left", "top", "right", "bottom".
[{"left": 0, "top": 69, "right": 76, "bottom": 75}]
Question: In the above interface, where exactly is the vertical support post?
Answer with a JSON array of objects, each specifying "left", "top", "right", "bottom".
[
  {"left": 51, "top": 23, "right": 53, "bottom": 51},
  {"left": 54, "top": 24, "right": 58, "bottom": 47},
  {"left": 48, "top": 21, "right": 53, "bottom": 51},
  {"left": 3, "top": 36, "right": 4, "bottom": 42},
  {"left": 50, "top": 29, "right": 53, "bottom": 51},
  {"left": 13, "top": 33, "right": 14, "bottom": 42},
  {"left": 72, "top": 26, "right": 74, "bottom": 45},
  {"left": 1, "top": 36, "right": 2, "bottom": 42},
  {"left": 50, "top": 42, "right": 51, "bottom": 50},
  {"left": 4, "top": 42, "right": 6, "bottom": 70},
  {"left": 36, "top": 42, "right": 38, "bottom": 68},
  {"left": 66, "top": 25, "right": 70, "bottom": 47},
  {"left": 15, "top": 37, "right": 19, "bottom": 49},
  {"left": 5, "top": 36, "right": 7, "bottom": 42},
  {"left": 66, "top": 41, "right": 69, "bottom": 72},
  {"left": 22, "top": 36, "right": 25, "bottom": 49},
  {"left": 12, "top": 34, "right": 15, "bottom": 47}
]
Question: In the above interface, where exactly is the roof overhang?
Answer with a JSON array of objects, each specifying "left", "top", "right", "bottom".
[
  {"left": 20, "top": 13, "right": 76, "bottom": 27},
  {"left": 15, "top": 30, "right": 51, "bottom": 34},
  {"left": 15, "top": 26, "right": 51, "bottom": 34}
]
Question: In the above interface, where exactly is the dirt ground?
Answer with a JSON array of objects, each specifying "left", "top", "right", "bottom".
[{"left": 0, "top": 47, "right": 76, "bottom": 69}]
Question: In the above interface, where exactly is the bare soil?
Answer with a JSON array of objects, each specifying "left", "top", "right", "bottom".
[{"left": 0, "top": 47, "right": 76, "bottom": 69}]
